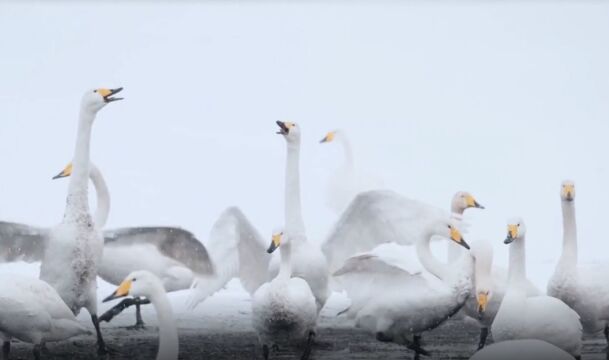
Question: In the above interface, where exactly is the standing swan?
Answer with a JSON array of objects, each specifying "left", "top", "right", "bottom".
[
  {"left": 39, "top": 87, "right": 123, "bottom": 354},
  {"left": 104, "top": 270, "right": 178, "bottom": 360},
  {"left": 491, "top": 218, "right": 582, "bottom": 359},
  {"left": 252, "top": 230, "right": 317, "bottom": 360},
  {"left": 547, "top": 181, "right": 609, "bottom": 351}
]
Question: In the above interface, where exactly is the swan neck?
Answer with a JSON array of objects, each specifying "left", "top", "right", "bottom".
[
  {"left": 89, "top": 164, "right": 111, "bottom": 228},
  {"left": 150, "top": 289, "right": 179, "bottom": 360},
  {"left": 508, "top": 236, "right": 527, "bottom": 284},
  {"left": 278, "top": 243, "right": 293, "bottom": 280},
  {"left": 560, "top": 200, "right": 578, "bottom": 266},
  {"left": 417, "top": 230, "right": 449, "bottom": 280},
  {"left": 285, "top": 143, "right": 306, "bottom": 238},
  {"left": 65, "top": 109, "right": 94, "bottom": 220},
  {"left": 337, "top": 134, "right": 354, "bottom": 169},
  {"left": 446, "top": 213, "right": 465, "bottom": 263}
]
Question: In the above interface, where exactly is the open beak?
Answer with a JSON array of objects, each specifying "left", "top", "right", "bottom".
[
  {"left": 103, "top": 279, "right": 132, "bottom": 302},
  {"left": 100, "top": 87, "right": 124, "bottom": 103},
  {"left": 276, "top": 121, "right": 289, "bottom": 135}
]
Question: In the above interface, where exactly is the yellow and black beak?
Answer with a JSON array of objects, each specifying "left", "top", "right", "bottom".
[
  {"left": 320, "top": 131, "right": 335, "bottom": 144},
  {"left": 449, "top": 225, "right": 470, "bottom": 250},
  {"left": 562, "top": 184, "right": 575, "bottom": 201},
  {"left": 477, "top": 292, "right": 489, "bottom": 317},
  {"left": 466, "top": 195, "right": 485, "bottom": 209},
  {"left": 276, "top": 121, "right": 290, "bottom": 135},
  {"left": 52, "top": 163, "right": 73, "bottom": 180},
  {"left": 504, "top": 224, "right": 518, "bottom": 244},
  {"left": 267, "top": 232, "right": 283, "bottom": 254},
  {"left": 103, "top": 279, "right": 132, "bottom": 302},
  {"left": 96, "top": 87, "right": 124, "bottom": 103}
]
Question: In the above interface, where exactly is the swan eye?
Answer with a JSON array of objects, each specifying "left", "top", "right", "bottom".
[
  {"left": 132, "top": 278, "right": 137, "bottom": 282},
  {"left": 93, "top": 90, "right": 97, "bottom": 93}
]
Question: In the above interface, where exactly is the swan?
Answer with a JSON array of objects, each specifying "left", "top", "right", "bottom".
[
  {"left": 446, "top": 191, "right": 484, "bottom": 263},
  {"left": 491, "top": 217, "right": 582, "bottom": 359},
  {"left": 547, "top": 181, "right": 609, "bottom": 348},
  {"left": 252, "top": 230, "right": 317, "bottom": 360},
  {"left": 103, "top": 270, "right": 178, "bottom": 360},
  {"left": 333, "top": 220, "right": 472, "bottom": 359},
  {"left": 51, "top": 161, "right": 214, "bottom": 328},
  {"left": 470, "top": 339, "right": 573, "bottom": 360},
  {"left": 319, "top": 129, "right": 382, "bottom": 214},
  {"left": 0, "top": 274, "right": 90, "bottom": 359},
  {"left": 37, "top": 87, "right": 122, "bottom": 354},
  {"left": 271, "top": 121, "right": 329, "bottom": 313},
  {"left": 322, "top": 189, "right": 483, "bottom": 274}
]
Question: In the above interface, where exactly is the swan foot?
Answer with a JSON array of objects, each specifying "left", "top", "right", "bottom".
[
  {"left": 300, "top": 331, "right": 316, "bottom": 360},
  {"left": 407, "top": 335, "right": 430, "bottom": 359},
  {"left": 127, "top": 303, "right": 146, "bottom": 330},
  {"left": 477, "top": 327, "right": 489, "bottom": 350}
]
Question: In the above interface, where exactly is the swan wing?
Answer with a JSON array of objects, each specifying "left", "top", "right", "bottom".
[
  {"left": 0, "top": 221, "right": 49, "bottom": 263},
  {"left": 321, "top": 190, "right": 448, "bottom": 273},
  {"left": 188, "top": 207, "right": 270, "bottom": 308},
  {"left": 103, "top": 226, "right": 213, "bottom": 276}
]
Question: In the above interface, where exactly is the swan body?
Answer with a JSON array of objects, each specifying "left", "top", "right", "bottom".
[
  {"left": 252, "top": 231, "right": 317, "bottom": 359},
  {"left": 492, "top": 218, "right": 582, "bottom": 358},
  {"left": 470, "top": 339, "right": 573, "bottom": 360},
  {"left": 547, "top": 181, "right": 609, "bottom": 338},
  {"left": 334, "top": 220, "right": 472, "bottom": 357},
  {"left": 104, "top": 271, "right": 178, "bottom": 360}
]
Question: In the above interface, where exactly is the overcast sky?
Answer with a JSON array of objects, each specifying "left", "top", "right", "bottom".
[{"left": 0, "top": 1, "right": 608, "bottom": 282}]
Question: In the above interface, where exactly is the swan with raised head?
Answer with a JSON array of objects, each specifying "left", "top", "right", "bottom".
[
  {"left": 547, "top": 181, "right": 609, "bottom": 350},
  {"left": 252, "top": 230, "right": 317, "bottom": 360},
  {"left": 333, "top": 220, "right": 471, "bottom": 359},
  {"left": 491, "top": 218, "right": 582, "bottom": 359},
  {"left": 39, "top": 87, "right": 122, "bottom": 354},
  {"left": 319, "top": 129, "right": 383, "bottom": 214},
  {"left": 0, "top": 275, "right": 90, "bottom": 359},
  {"left": 470, "top": 339, "right": 573, "bottom": 360},
  {"left": 104, "top": 270, "right": 178, "bottom": 360}
]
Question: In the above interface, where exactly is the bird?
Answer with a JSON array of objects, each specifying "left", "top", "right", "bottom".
[
  {"left": 319, "top": 129, "right": 383, "bottom": 214},
  {"left": 469, "top": 339, "right": 573, "bottom": 360},
  {"left": 333, "top": 219, "right": 472, "bottom": 359},
  {"left": 547, "top": 181, "right": 609, "bottom": 352},
  {"left": 0, "top": 274, "right": 90, "bottom": 360},
  {"left": 38, "top": 87, "right": 123, "bottom": 354},
  {"left": 252, "top": 230, "right": 317, "bottom": 360},
  {"left": 491, "top": 218, "right": 582, "bottom": 359},
  {"left": 103, "top": 270, "right": 178, "bottom": 360}
]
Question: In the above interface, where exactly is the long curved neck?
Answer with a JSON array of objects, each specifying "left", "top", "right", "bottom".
[
  {"left": 150, "top": 288, "right": 179, "bottom": 360},
  {"left": 89, "top": 164, "right": 111, "bottom": 228},
  {"left": 417, "top": 230, "right": 450, "bottom": 281},
  {"left": 508, "top": 236, "right": 526, "bottom": 285},
  {"left": 559, "top": 200, "right": 578, "bottom": 267},
  {"left": 447, "top": 209, "right": 465, "bottom": 263},
  {"left": 64, "top": 109, "right": 94, "bottom": 221},
  {"left": 285, "top": 142, "right": 306, "bottom": 239},
  {"left": 278, "top": 243, "right": 293, "bottom": 281},
  {"left": 336, "top": 134, "right": 354, "bottom": 169}
]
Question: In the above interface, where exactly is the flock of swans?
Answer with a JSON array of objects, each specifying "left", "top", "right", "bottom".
[{"left": 0, "top": 88, "right": 605, "bottom": 360}]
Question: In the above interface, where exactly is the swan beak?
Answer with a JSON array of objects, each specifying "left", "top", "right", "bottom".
[
  {"left": 504, "top": 225, "right": 518, "bottom": 244},
  {"left": 320, "top": 131, "right": 335, "bottom": 143},
  {"left": 97, "top": 87, "right": 124, "bottom": 103},
  {"left": 449, "top": 226, "right": 470, "bottom": 249},
  {"left": 103, "top": 279, "right": 132, "bottom": 302},
  {"left": 466, "top": 195, "right": 485, "bottom": 209},
  {"left": 52, "top": 163, "right": 73, "bottom": 180},
  {"left": 562, "top": 184, "right": 575, "bottom": 201},
  {"left": 276, "top": 121, "right": 291, "bottom": 135},
  {"left": 477, "top": 292, "right": 489, "bottom": 316},
  {"left": 267, "top": 232, "right": 282, "bottom": 254}
]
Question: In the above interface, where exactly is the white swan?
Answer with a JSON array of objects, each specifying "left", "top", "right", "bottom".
[
  {"left": 491, "top": 218, "right": 582, "bottom": 359},
  {"left": 0, "top": 274, "right": 90, "bottom": 359},
  {"left": 547, "top": 181, "right": 609, "bottom": 347},
  {"left": 322, "top": 189, "right": 483, "bottom": 274},
  {"left": 319, "top": 129, "right": 382, "bottom": 214},
  {"left": 333, "top": 220, "right": 472, "bottom": 358},
  {"left": 446, "top": 192, "right": 484, "bottom": 263},
  {"left": 38, "top": 87, "right": 122, "bottom": 354},
  {"left": 103, "top": 270, "right": 178, "bottom": 360},
  {"left": 271, "top": 121, "right": 329, "bottom": 312},
  {"left": 470, "top": 339, "right": 572, "bottom": 360},
  {"left": 252, "top": 230, "right": 317, "bottom": 360}
]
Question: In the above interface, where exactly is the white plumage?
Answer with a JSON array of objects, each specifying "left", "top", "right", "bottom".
[{"left": 470, "top": 339, "right": 573, "bottom": 360}]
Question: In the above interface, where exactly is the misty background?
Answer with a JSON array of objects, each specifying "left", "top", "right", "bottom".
[{"left": 0, "top": 1, "right": 608, "bottom": 288}]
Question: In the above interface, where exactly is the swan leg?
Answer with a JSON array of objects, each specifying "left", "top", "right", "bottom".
[
  {"left": 133, "top": 302, "right": 146, "bottom": 329},
  {"left": 407, "top": 335, "right": 430, "bottom": 359},
  {"left": 262, "top": 344, "right": 270, "bottom": 360},
  {"left": 2, "top": 341, "right": 10, "bottom": 359},
  {"left": 92, "top": 314, "right": 116, "bottom": 355},
  {"left": 300, "top": 331, "right": 316, "bottom": 360},
  {"left": 477, "top": 327, "right": 489, "bottom": 350},
  {"left": 32, "top": 344, "right": 41, "bottom": 360}
]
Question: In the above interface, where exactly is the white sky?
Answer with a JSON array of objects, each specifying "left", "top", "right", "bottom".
[{"left": 0, "top": 1, "right": 608, "bottom": 282}]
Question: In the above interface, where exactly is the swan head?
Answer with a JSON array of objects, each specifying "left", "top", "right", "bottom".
[
  {"left": 81, "top": 87, "right": 123, "bottom": 113},
  {"left": 561, "top": 180, "right": 575, "bottom": 202},
  {"left": 52, "top": 162, "right": 73, "bottom": 180},
  {"left": 319, "top": 130, "right": 338, "bottom": 143},
  {"left": 476, "top": 290, "right": 491, "bottom": 316},
  {"left": 276, "top": 121, "right": 301, "bottom": 144},
  {"left": 103, "top": 270, "right": 163, "bottom": 302},
  {"left": 435, "top": 220, "right": 470, "bottom": 249},
  {"left": 267, "top": 228, "right": 285, "bottom": 254},
  {"left": 504, "top": 217, "right": 526, "bottom": 244},
  {"left": 452, "top": 191, "right": 485, "bottom": 212}
]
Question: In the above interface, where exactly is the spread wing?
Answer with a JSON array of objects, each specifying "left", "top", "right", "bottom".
[{"left": 0, "top": 221, "right": 49, "bottom": 263}]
